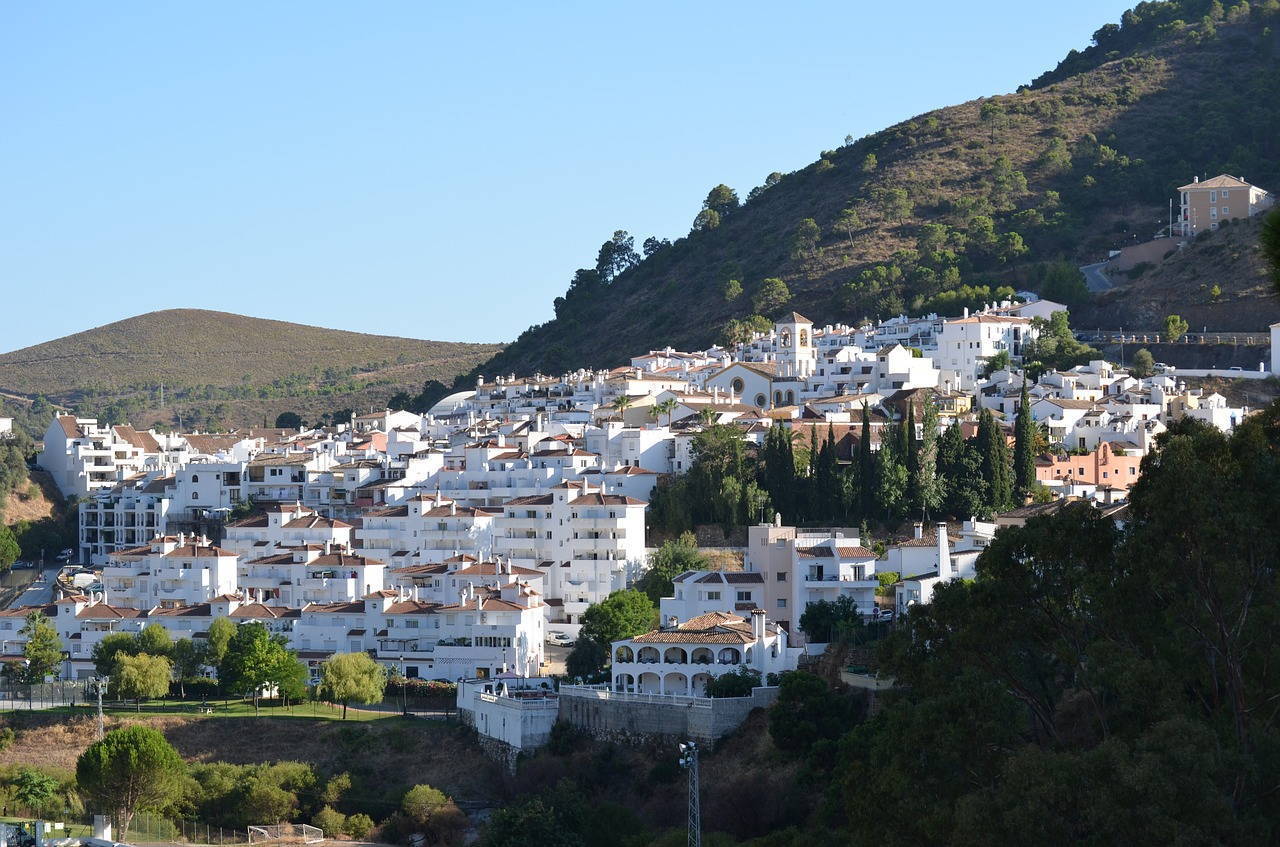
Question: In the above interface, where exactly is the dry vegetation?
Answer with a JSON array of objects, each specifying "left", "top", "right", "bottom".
[
  {"left": 0, "top": 310, "right": 502, "bottom": 429},
  {"left": 0, "top": 712, "right": 507, "bottom": 808}
]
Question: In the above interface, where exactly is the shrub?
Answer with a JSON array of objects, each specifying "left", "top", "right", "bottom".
[
  {"left": 344, "top": 813, "right": 374, "bottom": 840},
  {"left": 705, "top": 666, "right": 762, "bottom": 698},
  {"left": 312, "top": 806, "right": 346, "bottom": 838}
]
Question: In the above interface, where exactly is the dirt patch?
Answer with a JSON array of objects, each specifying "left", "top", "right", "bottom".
[{"left": 1, "top": 468, "right": 61, "bottom": 525}]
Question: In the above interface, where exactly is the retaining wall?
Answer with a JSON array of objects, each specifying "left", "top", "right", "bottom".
[{"left": 558, "top": 685, "right": 778, "bottom": 745}]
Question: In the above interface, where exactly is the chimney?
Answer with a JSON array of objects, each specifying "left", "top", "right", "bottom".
[
  {"left": 937, "top": 522, "right": 951, "bottom": 580},
  {"left": 666, "top": 615, "right": 679, "bottom": 629},
  {"left": 913, "top": 522, "right": 923, "bottom": 540}
]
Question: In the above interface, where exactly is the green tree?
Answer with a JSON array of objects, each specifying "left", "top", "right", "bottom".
[
  {"left": 14, "top": 769, "right": 60, "bottom": 817},
  {"left": 690, "top": 208, "right": 720, "bottom": 233},
  {"left": 580, "top": 590, "right": 656, "bottom": 647},
  {"left": 171, "top": 638, "right": 205, "bottom": 682},
  {"left": 769, "top": 671, "right": 866, "bottom": 760},
  {"left": 565, "top": 638, "right": 609, "bottom": 680},
  {"left": 274, "top": 412, "right": 303, "bottom": 429},
  {"left": 939, "top": 422, "right": 987, "bottom": 519},
  {"left": 18, "top": 611, "right": 63, "bottom": 683},
  {"left": 205, "top": 616, "right": 235, "bottom": 669},
  {"left": 0, "top": 524, "right": 19, "bottom": 570},
  {"left": 914, "top": 398, "right": 943, "bottom": 517},
  {"left": 219, "top": 622, "right": 291, "bottom": 713},
  {"left": 791, "top": 218, "right": 822, "bottom": 258},
  {"left": 977, "top": 407, "right": 1013, "bottom": 514},
  {"left": 76, "top": 726, "right": 185, "bottom": 835},
  {"left": 705, "top": 666, "right": 762, "bottom": 697},
  {"left": 722, "top": 278, "right": 742, "bottom": 302},
  {"left": 594, "top": 230, "right": 639, "bottom": 283},
  {"left": 1163, "top": 314, "right": 1190, "bottom": 342},
  {"left": 92, "top": 631, "right": 137, "bottom": 677},
  {"left": 752, "top": 278, "right": 793, "bottom": 316},
  {"left": 312, "top": 806, "right": 346, "bottom": 838},
  {"left": 861, "top": 152, "right": 877, "bottom": 172},
  {"left": 858, "top": 403, "right": 875, "bottom": 519},
  {"left": 1262, "top": 208, "right": 1280, "bottom": 295},
  {"left": 344, "top": 814, "right": 374, "bottom": 840},
  {"left": 135, "top": 624, "right": 172, "bottom": 658},
  {"left": 319, "top": 652, "right": 386, "bottom": 719},
  {"left": 637, "top": 533, "right": 707, "bottom": 604},
  {"left": 114, "top": 653, "right": 172, "bottom": 709},
  {"left": 834, "top": 208, "right": 863, "bottom": 247},
  {"left": 875, "top": 425, "right": 908, "bottom": 521},
  {"left": 702, "top": 184, "right": 740, "bottom": 218},
  {"left": 1012, "top": 382, "right": 1037, "bottom": 500},
  {"left": 1131, "top": 348, "right": 1155, "bottom": 378},
  {"left": 401, "top": 784, "right": 467, "bottom": 845}
]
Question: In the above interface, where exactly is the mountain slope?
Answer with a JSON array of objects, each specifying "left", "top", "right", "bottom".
[
  {"left": 477, "top": 0, "right": 1280, "bottom": 378},
  {"left": 0, "top": 310, "right": 502, "bottom": 429}
]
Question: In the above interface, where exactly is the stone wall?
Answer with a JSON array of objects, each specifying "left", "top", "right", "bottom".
[{"left": 558, "top": 686, "right": 778, "bottom": 745}]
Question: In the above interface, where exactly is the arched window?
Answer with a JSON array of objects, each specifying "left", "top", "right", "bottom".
[
  {"left": 799, "top": 329, "right": 808, "bottom": 346},
  {"left": 786, "top": 390, "right": 795, "bottom": 405},
  {"left": 191, "top": 474, "right": 199, "bottom": 483},
  {"left": 731, "top": 377, "right": 744, "bottom": 393},
  {"left": 774, "top": 391, "right": 783, "bottom": 405},
  {"left": 780, "top": 330, "right": 791, "bottom": 347}
]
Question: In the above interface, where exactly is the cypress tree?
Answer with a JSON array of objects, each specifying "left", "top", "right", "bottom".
[
  {"left": 815, "top": 422, "right": 839, "bottom": 523},
  {"left": 859, "top": 403, "right": 875, "bottom": 518},
  {"left": 976, "top": 408, "right": 1013, "bottom": 514},
  {"left": 1012, "top": 381, "right": 1036, "bottom": 500},
  {"left": 906, "top": 402, "right": 920, "bottom": 513},
  {"left": 917, "top": 397, "right": 943, "bottom": 518}
]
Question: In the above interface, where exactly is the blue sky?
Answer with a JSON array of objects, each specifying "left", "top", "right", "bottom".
[{"left": 0, "top": 1, "right": 1135, "bottom": 352}]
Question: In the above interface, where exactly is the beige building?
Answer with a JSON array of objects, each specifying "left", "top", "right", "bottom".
[{"left": 1178, "top": 174, "right": 1273, "bottom": 237}]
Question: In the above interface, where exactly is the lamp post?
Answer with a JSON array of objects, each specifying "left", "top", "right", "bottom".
[
  {"left": 678, "top": 741, "right": 700, "bottom": 847},
  {"left": 399, "top": 655, "right": 407, "bottom": 716},
  {"left": 92, "top": 676, "right": 110, "bottom": 739}
]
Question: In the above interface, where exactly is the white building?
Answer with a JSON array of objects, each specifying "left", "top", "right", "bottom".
[
  {"left": 495, "top": 480, "right": 647, "bottom": 622},
  {"left": 101, "top": 535, "right": 239, "bottom": 610},
  {"left": 40, "top": 416, "right": 164, "bottom": 499},
  {"left": 935, "top": 313, "right": 1035, "bottom": 392},
  {"left": 610, "top": 610, "right": 801, "bottom": 696},
  {"left": 660, "top": 571, "right": 766, "bottom": 623},
  {"left": 356, "top": 493, "right": 499, "bottom": 567},
  {"left": 456, "top": 676, "right": 559, "bottom": 753}
]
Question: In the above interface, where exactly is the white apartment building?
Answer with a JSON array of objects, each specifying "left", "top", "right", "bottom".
[
  {"left": 222, "top": 503, "right": 354, "bottom": 557},
  {"left": 101, "top": 535, "right": 239, "bottom": 610},
  {"left": 79, "top": 476, "right": 173, "bottom": 565},
  {"left": 935, "top": 313, "right": 1035, "bottom": 391},
  {"left": 356, "top": 493, "right": 500, "bottom": 566},
  {"left": 610, "top": 610, "right": 801, "bottom": 696},
  {"left": 239, "top": 547, "right": 386, "bottom": 607},
  {"left": 41, "top": 416, "right": 164, "bottom": 499},
  {"left": 743, "top": 523, "right": 873, "bottom": 637},
  {"left": 495, "top": 480, "right": 647, "bottom": 622}
]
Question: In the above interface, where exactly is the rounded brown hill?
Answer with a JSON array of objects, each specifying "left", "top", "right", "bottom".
[{"left": 0, "top": 309, "right": 503, "bottom": 398}]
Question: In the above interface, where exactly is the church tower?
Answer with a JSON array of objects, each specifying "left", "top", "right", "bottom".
[{"left": 774, "top": 312, "right": 815, "bottom": 378}]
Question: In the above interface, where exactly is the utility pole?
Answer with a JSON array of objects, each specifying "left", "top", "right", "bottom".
[{"left": 679, "top": 741, "right": 701, "bottom": 847}]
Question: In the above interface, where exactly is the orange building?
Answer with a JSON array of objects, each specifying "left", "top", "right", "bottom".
[{"left": 1035, "top": 441, "right": 1142, "bottom": 491}]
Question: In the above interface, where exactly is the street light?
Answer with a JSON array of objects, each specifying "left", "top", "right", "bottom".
[
  {"left": 91, "top": 676, "right": 110, "bottom": 739},
  {"left": 678, "top": 741, "right": 700, "bottom": 847}
]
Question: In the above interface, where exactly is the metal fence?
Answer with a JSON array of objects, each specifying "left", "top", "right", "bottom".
[{"left": 0, "top": 680, "right": 91, "bottom": 710}]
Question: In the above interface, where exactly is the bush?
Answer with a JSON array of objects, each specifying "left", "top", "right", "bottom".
[
  {"left": 705, "top": 666, "right": 762, "bottom": 698},
  {"left": 312, "top": 806, "right": 346, "bottom": 838},
  {"left": 344, "top": 813, "right": 374, "bottom": 840},
  {"left": 0, "top": 727, "right": 14, "bottom": 752}
]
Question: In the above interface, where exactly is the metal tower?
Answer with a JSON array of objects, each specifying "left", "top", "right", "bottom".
[{"left": 679, "top": 741, "right": 701, "bottom": 847}]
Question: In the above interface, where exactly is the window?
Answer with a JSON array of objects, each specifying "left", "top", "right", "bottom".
[
  {"left": 799, "top": 329, "right": 808, "bottom": 346},
  {"left": 1222, "top": 206, "right": 1229, "bottom": 215},
  {"left": 191, "top": 474, "right": 199, "bottom": 483},
  {"left": 776, "top": 572, "right": 787, "bottom": 582},
  {"left": 1222, "top": 189, "right": 1229, "bottom": 199},
  {"left": 755, "top": 394, "right": 767, "bottom": 407},
  {"left": 731, "top": 377, "right": 744, "bottom": 393},
  {"left": 1210, "top": 190, "right": 1217, "bottom": 202},
  {"left": 777, "top": 598, "right": 787, "bottom": 608},
  {"left": 736, "top": 591, "right": 751, "bottom": 602}
]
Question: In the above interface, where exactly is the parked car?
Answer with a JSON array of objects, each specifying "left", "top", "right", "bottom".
[
  {"left": 56, "top": 549, "right": 74, "bottom": 561},
  {"left": 546, "top": 632, "right": 576, "bottom": 647},
  {"left": 876, "top": 609, "right": 895, "bottom": 622},
  {"left": 10, "top": 560, "right": 33, "bottom": 570},
  {"left": 1228, "top": 366, "right": 1244, "bottom": 372}
]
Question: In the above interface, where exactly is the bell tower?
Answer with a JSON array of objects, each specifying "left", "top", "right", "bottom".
[{"left": 774, "top": 312, "right": 815, "bottom": 378}]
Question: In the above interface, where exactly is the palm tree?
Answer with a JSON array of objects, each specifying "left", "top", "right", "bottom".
[
  {"left": 697, "top": 406, "right": 719, "bottom": 427},
  {"left": 652, "top": 399, "right": 677, "bottom": 426},
  {"left": 611, "top": 395, "right": 633, "bottom": 421}
]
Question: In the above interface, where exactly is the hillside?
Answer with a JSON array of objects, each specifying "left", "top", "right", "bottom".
[
  {"left": 0, "top": 310, "right": 502, "bottom": 429},
  {"left": 1078, "top": 213, "right": 1280, "bottom": 329},
  {"left": 476, "top": 0, "right": 1280, "bottom": 378}
]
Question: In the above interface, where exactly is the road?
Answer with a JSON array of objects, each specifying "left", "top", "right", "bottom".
[
  {"left": 5, "top": 565, "right": 57, "bottom": 610},
  {"left": 1080, "top": 261, "right": 1114, "bottom": 292}
]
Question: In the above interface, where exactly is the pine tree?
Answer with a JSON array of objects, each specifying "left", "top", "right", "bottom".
[
  {"left": 1012, "top": 381, "right": 1036, "bottom": 500},
  {"left": 976, "top": 408, "right": 1013, "bottom": 514}
]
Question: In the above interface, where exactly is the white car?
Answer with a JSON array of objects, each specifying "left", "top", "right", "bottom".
[{"left": 546, "top": 632, "right": 576, "bottom": 647}]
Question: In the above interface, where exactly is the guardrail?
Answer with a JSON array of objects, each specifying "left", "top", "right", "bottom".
[{"left": 1076, "top": 331, "right": 1271, "bottom": 345}]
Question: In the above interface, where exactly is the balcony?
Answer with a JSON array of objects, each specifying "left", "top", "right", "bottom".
[{"left": 571, "top": 537, "right": 625, "bottom": 552}]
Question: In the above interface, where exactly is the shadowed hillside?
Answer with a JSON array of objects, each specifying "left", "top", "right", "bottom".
[{"left": 475, "top": 1, "right": 1280, "bottom": 379}]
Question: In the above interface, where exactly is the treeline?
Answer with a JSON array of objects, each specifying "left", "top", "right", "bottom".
[{"left": 649, "top": 387, "right": 1045, "bottom": 535}]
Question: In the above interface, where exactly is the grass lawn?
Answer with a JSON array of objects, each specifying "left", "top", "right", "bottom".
[{"left": 26, "top": 698, "right": 421, "bottom": 722}]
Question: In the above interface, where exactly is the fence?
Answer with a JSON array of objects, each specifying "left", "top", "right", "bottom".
[
  {"left": 0, "top": 680, "right": 91, "bottom": 710},
  {"left": 64, "top": 812, "right": 252, "bottom": 846}
]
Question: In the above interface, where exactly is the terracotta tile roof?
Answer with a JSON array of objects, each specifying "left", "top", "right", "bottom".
[
  {"left": 385, "top": 600, "right": 441, "bottom": 615},
  {"left": 452, "top": 562, "right": 543, "bottom": 577},
  {"left": 112, "top": 425, "right": 161, "bottom": 453},
  {"left": 163, "top": 544, "right": 237, "bottom": 558},
  {"left": 631, "top": 611, "right": 763, "bottom": 644},
  {"left": 77, "top": 604, "right": 145, "bottom": 619},
  {"left": 505, "top": 495, "right": 554, "bottom": 507},
  {"left": 569, "top": 493, "right": 646, "bottom": 506},
  {"left": 57, "top": 415, "right": 82, "bottom": 439},
  {"left": 1177, "top": 174, "right": 1255, "bottom": 191}
]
